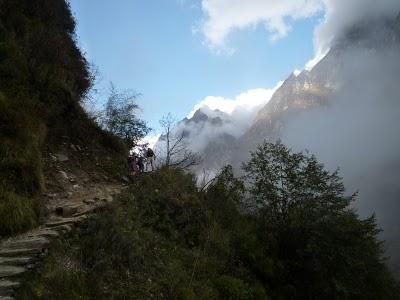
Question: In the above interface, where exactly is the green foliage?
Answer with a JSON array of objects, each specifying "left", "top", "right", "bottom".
[
  {"left": 0, "top": 93, "right": 45, "bottom": 236},
  {"left": 103, "top": 84, "right": 150, "bottom": 148},
  {"left": 243, "top": 141, "right": 400, "bottom": 299},
  {"left": 0, "top": 187, "right": 37, "bottom": 236},
  {"left": 19, "top": 168, "right": 267, "bottom": 299},
  {"left": 17, "top": 239, "right": 90, "bottom": 300},
  {"left": 0, "top": 0, "right": 92, "bottom": 235},
  {"left": 213, "top": 275, "right": 254, "bottom": 300},
  {"left": 18, "top": 145, "right": 399, "bottom": 299},
  {"left": 0, "top": 0, "right": 130, "bottom": 235},
  {"left": 0, "top": 94, "right": 45, "bottom": 194}
]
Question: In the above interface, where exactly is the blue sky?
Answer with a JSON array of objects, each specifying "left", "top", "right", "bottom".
[{"left": 69, "top": 0, "right": 322, "bottom": 132}]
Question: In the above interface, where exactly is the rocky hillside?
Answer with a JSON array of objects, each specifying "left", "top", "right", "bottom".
[{"left": 241, "top": 56, "right": 337, "bottom": 149}]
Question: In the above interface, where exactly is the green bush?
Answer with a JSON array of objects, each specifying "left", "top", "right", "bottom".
[
  {"left": 214, "top": 275, "right": 253, "bottom": 300},
  {"left": 0, "top": 188, "right": 37, "bottom": 236},
  {"left": 17, "top": 152, "right": 400, "bottom": 299},
  {"left": 0, "top": 93, "right": 45, "bottom": 236}
]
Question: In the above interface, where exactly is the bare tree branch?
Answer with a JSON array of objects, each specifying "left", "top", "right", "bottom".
[{"left": 159, "top": 113, "right": 201, "bottom": 169}]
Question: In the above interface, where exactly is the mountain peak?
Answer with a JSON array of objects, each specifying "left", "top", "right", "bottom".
[{"left": 190, "top": 109, "right": 209, "bottom": 123}]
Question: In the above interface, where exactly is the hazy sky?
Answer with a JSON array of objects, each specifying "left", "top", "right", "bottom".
[{"left": 68, "top": 0, "right": 320, "bottom": 131}]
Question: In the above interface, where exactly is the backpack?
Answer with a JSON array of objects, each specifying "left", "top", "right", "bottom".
[{"left": 146, "top": 148, "right": 154, "bottom": 157}]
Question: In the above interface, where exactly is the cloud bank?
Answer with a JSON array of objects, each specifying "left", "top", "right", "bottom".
[
  {"left": 200, "top": 0, "right": 400, "bottom": 65},
  {"left": 281, "top": 44, "right": 400, "bottom": 271},
  {"left": 188, "top": 81, "right": 283, "bottom": 118},
  {"left": 314, "top": 0, "right": 400, "bottom": 55},
  {"left": 201, "top": 0, "right": 322, "bottom": 48}
]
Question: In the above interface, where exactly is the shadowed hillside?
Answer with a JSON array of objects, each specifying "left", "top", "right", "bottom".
[{"left": 0, "top": 0, "right": 126, "bottom": 236}]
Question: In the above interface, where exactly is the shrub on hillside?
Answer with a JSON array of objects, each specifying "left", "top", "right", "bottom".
[
  {"left": 0, "top": 0, "right": 131, "bottom": 235},
  {"left": 0, "top": 93, "right": 45, "bottom": 236},
  {"left": 243, "top": 141, "right": 400, "bottom": 299},
  {"left": 17, "top": 146, "right": 400, "bottom": 299}
]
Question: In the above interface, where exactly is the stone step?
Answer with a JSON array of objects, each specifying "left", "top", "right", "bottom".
[
  {"left": 0, "top": 266, "right": 26, "bottom": 278},
  {"left": 45, "top": 216, "right": 86, "bottom": 228},
  {"left": 2, "top": 237, "right": 49, "bottom": 251},
  {"left": 51, "top": 224, "right": 72, "bottom": 233},
  {"left": 0, "top": 257, "right": 33, "bottom": 266},
  {"left": 0, "top": 280, "right": 19, "bottom": 295},
  {"left": 101, "top": 196, "right": 113, "bottom": 203},
  {"left": 27, "top": 229, "right": 59, "bottom": 239},
  {"left": 83, "top": 199, "right": 96, "bottom": 204},
  {"left": 0, "top": 248, "right": 42, "bottom": 257},
  {"left": 0, "top": 296, "right": 14, "bottom": 300},
  {"left": 72, "top": 206, "right": 96, "bottom": 217}
]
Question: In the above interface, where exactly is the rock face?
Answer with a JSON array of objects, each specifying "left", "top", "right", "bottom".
[{"left": 238, "top": 53, "right": 338, "bottom": 156}]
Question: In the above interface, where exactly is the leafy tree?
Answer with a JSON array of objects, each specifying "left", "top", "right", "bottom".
[
  {"left": 103, "top": 83, "right": 150, "bottom": 148},
  {"left": 243, "top": 141, "right": 399, "bottom": 299}
]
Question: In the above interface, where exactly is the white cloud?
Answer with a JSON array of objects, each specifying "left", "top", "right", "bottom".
[
  {"left": 188, "top": 81, "right": 283, "bottom": 118},
  {"left": 293, "top": 69, "right": 302, "bottom": 76},
  {"left": 200, "top": 0, "right": 322, "bottom": 48},
  {"left": 301, "top": 0, "right": 400, "bottom": 70},
  {"left": 313, "top": 0, "right": 400, "bottom": 55},
  {"left": 304, "top": 48, "right": 329, "bottom": 70},
  {"left": 199, "top": 0, "right": 400, "bottom": 65}
]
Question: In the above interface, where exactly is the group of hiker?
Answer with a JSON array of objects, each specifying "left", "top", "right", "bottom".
[{"left": 127, "top": 147, "right": 155, "bottom": 175}]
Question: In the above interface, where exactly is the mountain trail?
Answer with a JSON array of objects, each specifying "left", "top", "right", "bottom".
[{"left": 0, "top": 181, "right": 126, "bottom": 299}]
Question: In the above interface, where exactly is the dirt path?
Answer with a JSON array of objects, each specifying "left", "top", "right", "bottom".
[{"left": 0, "top": 182, "right": 126, "bottom": 299}]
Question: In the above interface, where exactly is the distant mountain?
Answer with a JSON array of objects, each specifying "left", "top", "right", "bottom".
[
  {"left": 233, "top": 13, "right": 400, "bottom": 274},
  {"left": 236, "top": 13, "right": 400, "bottom": 159},
  {"left": 155, "top": 107, "right": 239, "bottom": 174},
  {"left": 157, "top": 13, "right": 400, "bottom": 175}
]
